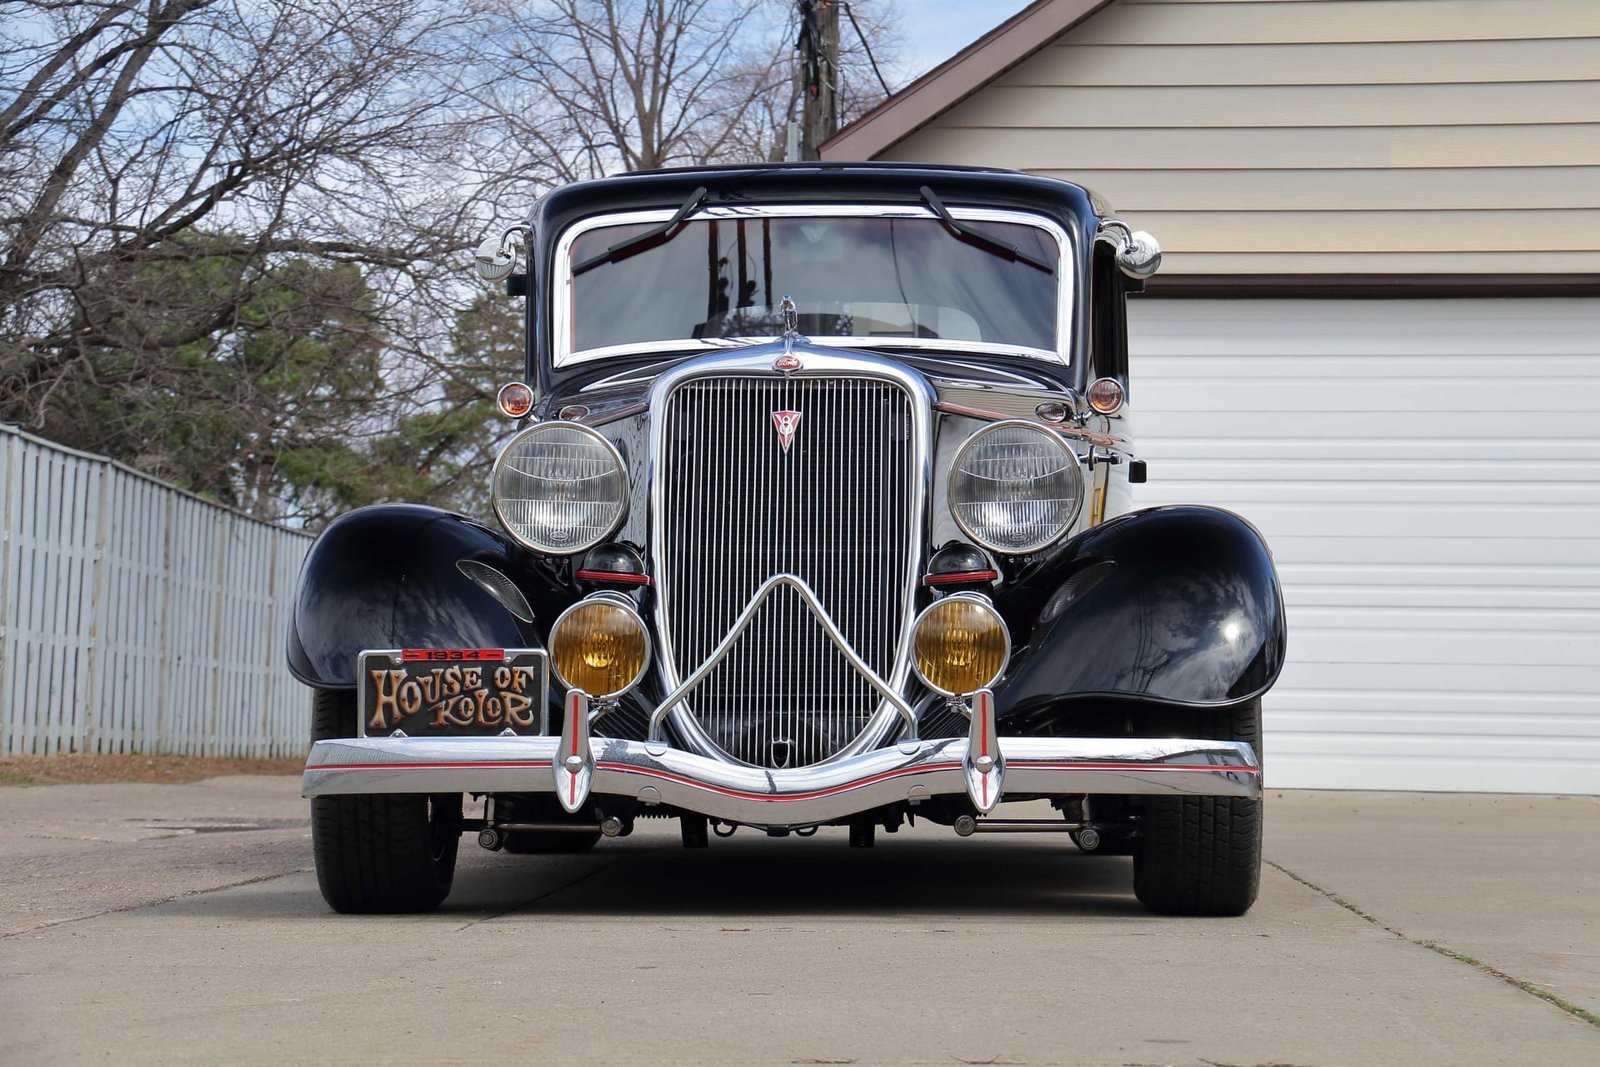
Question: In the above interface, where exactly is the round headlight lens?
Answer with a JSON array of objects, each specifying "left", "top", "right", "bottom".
[
  {"left": 949, "top": 420, "right": 1083, "bottom": 554},
  {"left": 911, "top": 595, "right": 1009, "bottom": 697},
  {"left": 492, "top": 422, "right": 628, "bottom": 554},
  {"left": 549, "top": 597, "right": 650, "bottom": 700}
]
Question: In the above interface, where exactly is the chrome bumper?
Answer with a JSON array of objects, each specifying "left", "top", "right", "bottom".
[{"left": 302, "top": 733, "right": 1260, "bottom": 826}]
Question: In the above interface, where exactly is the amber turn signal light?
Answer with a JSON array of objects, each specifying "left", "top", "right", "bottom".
[
  {"left": 911, "top": 595, "right": 1009, "bottom": 697},
  {"left": 496, "top": 381, "right": 535, "bottom": 419},
  {"left": 549, "top": 595, "right": 650, "bottom": 700},
  {"left": 1087, "top": 377, "right": 1125, "bottom": 415}
]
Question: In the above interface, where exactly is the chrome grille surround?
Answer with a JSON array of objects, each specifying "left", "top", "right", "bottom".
[{"left": 649, "top": 346, "right": 931, "bottom": 768}]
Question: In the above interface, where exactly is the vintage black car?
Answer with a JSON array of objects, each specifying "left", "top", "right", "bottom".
[{"left": 290, "top": 163, "right": 1284, "bottom": 916}]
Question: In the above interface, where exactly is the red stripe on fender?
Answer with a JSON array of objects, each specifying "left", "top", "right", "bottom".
[
  {"left": 922, "top": 570, "right": 999, "bottom": 586},
  {"left": 1011, "top": 761, "right": 1261, "bottom": 774},
  {"left": 309, "top": 759, "right": 1257, "bottom": 786},
  {"left": 310, "top": 759, "right": 960, "bottom": 802},
  {"left": 313, "top": 760, "right": 555, "bottom": 772},
  {"left": 574, "top": 570, "right": 652, "bottom": 586}
]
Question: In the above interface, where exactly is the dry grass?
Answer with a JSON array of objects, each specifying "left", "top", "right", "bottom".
[{"left": 0, "top": 753, "right": 304, "bottom": 786}]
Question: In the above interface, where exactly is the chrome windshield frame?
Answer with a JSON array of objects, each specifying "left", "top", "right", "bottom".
[{"left": 552, "top": 204, "right": 1075, "bottom": 370}]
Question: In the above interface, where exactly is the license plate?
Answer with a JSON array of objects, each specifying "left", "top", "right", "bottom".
[{"left": 358, "top": 648, "right": 548, "bottom": 737}]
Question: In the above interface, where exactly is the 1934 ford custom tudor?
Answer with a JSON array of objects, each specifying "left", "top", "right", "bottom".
[{"left": 291, "top": 163, "right": 1284, "bottom": 916}]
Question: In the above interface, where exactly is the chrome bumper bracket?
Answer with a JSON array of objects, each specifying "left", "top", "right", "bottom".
[
  {"left": 554, "top": 690, "right": 593, "bottom": 813},
  {"left": 964, "top": 689, "right": 1003, "bottom": 814}
]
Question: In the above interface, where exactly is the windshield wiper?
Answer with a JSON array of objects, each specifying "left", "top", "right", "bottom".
[
  {"left": 918, "top": 185, "right": 1054, "bottom": 274},
  {"left": 572, "top": 185, "right": 709, "bottom": 276}
]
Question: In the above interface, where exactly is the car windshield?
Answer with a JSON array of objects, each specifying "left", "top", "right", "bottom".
[{"left": 558, "top": 210, "right": 1064, "bottom": 364}]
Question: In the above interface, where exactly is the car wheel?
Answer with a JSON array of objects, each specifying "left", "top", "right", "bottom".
[
  {"left": 309, "top": 689, "right": 462, "bottom": 913},
  {"left": 1132, "top": 698, "right": 1263, "bottom": 917},
  {"left": 502, "top": 830, "right": 601, "bottom": 854}
]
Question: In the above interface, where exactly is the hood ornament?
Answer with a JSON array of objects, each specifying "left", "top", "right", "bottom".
[
  {"left": 779, "top": 294, "right": 807, "bottom": 356},
  {"left": 772, "top": 409, "right": 802, "bottom": 454}
]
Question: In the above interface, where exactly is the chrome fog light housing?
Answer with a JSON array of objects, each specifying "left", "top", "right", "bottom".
[
  {"left": 549, "top": 594, "right": 650, "bottom": 700},
  {"left": 911, "top": 594, "right": 1009, "bottom": 697},
  {"left": 492, "top": 422, "right": 628, "bottom": 554},
  {"left": 948, "top": 420, "right": 1083, "bottom": 554}
]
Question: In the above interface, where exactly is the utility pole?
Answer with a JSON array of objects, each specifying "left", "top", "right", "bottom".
[{"left": 795, "top": 0, "right": 839, "bottom": 160}]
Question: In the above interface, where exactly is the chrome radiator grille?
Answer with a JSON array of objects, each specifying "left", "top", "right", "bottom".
[{"left": 657, "top": 375, "right": 917, "bottom": 768}]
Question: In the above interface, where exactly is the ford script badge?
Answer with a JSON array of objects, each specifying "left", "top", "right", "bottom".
[
  {"left": 772, "top": 354, "right": 802, "bottom": 373},
  {"left": 771, "top": 410, "right": 802, "bottom": 453}
]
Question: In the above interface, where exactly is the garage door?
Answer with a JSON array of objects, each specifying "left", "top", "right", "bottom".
[{"left": 1130, "top": 297, "right": 1600, "bottom": 794}]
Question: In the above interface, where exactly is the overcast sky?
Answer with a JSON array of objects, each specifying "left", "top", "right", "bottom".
[{"left": 895, "top": 0, "right": 1036, "bottom": 81}]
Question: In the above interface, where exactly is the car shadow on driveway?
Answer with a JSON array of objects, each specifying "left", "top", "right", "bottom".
[
  {"left": 170, "top": 833, "right": 1159, "bottom": 922},
  {"left": 478, "top": 838, "right": 1147, "bottom": 918}
]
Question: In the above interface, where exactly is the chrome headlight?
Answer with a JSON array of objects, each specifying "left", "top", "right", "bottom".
[
  {"left": 492, "top": 422, "right": 628, "bottom": 554},
  {"left": 948, "top": 420, "right": 1083, "bottom": 554}
]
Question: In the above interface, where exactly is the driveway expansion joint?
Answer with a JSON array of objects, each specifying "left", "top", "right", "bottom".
[
  {"left": 0, "top": 867, "right": 312, "bottom": 940},
  {"left": 1266, "top": 859, "right": 1600, "bottom": 1031}
]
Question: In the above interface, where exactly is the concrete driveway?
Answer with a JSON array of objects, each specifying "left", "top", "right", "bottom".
[{"left": 0, "top": 777, "right": 1595, "bottom": 1066}]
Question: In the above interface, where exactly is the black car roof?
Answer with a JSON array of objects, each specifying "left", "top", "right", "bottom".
[{"left": 536, "top": 162, "right": 1106, "bottom": 225}]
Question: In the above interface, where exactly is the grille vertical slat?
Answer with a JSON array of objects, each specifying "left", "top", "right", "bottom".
[{"left": 658, "top": 375, "right": 916, "bottom": 768}]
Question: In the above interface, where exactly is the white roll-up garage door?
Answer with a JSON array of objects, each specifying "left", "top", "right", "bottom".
[{"left": 1130, "top": 297, "right": 1600, "bottom": 794}]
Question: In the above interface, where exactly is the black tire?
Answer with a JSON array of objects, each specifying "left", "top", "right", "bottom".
[
  {"left": 310, "top": 686, "right": 359, "bottom": 743},
  {"left": 309, "top": 689, "right": 463, "bottom": 914},
  {"left": 503, "top": 830, "right": 601, "bottom": 854},
  {"left": 1132, "top": 699, "right": 1263, "bottom": 917}
]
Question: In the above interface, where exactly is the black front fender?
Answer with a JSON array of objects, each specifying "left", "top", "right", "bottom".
[
  {"left": 995, "top": 506, "right": 1286, "bottom": 717},
  {"left": 286, "top": 504, "right": 549, "bottom": 688}
]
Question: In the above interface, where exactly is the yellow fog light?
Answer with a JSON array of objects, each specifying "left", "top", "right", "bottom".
[
  {"left": 911, "top": 594, "right": 1010, "bottom": 697},
  {"left": 549, "top": 595, "right": 650, "bottom": 700}
]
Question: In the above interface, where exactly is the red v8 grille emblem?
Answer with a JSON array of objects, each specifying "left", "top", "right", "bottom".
[{"left": 771, "top": 410, "right": 802, "bottom": 453}]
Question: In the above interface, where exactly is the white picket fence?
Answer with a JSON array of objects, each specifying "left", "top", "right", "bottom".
[{"left": 0, "top": 424, "right": 313, "bottom": 758}]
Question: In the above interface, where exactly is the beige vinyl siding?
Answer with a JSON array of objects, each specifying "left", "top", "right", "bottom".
[
  {"left": 954, "top": 83, "right": 1600, "bottom": 128},
  {"left": 875, "top": 0, "right": 1600, "bottom": 274},
  {"left": 1073, "top": 0, "right": 1600, "bottom": 44}
]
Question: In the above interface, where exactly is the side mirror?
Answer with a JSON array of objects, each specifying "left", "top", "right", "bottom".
[
  {"left": 1117, "top": 230, "right": 1162, "bottom": 279},
  {"left": 1097, "top": 219, "right": 1162, "bottom": 280},
  {"left": 473, "top": 227, "right": 527, "bottom": 283}
]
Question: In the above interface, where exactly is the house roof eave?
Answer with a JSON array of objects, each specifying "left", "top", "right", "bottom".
[{"left": 820, "top": 0, "right": 1118, "bottom": 161}]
